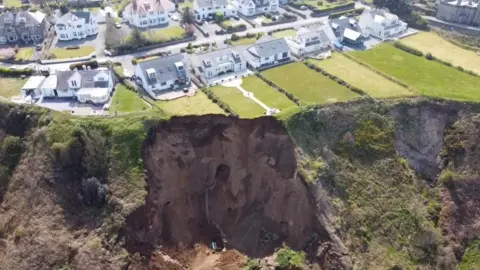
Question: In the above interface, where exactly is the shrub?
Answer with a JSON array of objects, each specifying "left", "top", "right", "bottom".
[
  {"left": 393, "top": 42, "right": 424, "bottom": 57},
  {"left": 439, "top": 169, "right": 455, "bottom": 187},
  {"left": 276, "top": 246, "right": 306, "bottom": 269},
  {"left": 425, "top": 53, "right": 434, "bottom": 60},
  {"left": 246, "top": 32, "right": 256, "bottom": 38},
  {"left": 231, "top": 34, "right": 240, "bottom": 41},
  {"left": 0, "top": 67, "right": 33, "bottom": 77},
  {"left": 244, "top": 258, "right": 261, "bottom": 270},
  {"left": 265, "top": 13, "right": 272, "bottom": 19},
  {"left": 69, "top": 60, "right": 99, "bottom": 70}
]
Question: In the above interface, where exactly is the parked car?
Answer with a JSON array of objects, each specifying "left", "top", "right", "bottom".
[
  {"left": 66, "top": 45, "right": 80, "bottom": 50},
  {"left": 103, "top": 104, "right": 110, "bottom": 111},
  {"left": 233, "top": 15, "right": 240, "bottom": 20},
  {"left": 171, "top": 14, "right": 179, "bottom": 21},
  {"left": 104, "top": 50, "right": 112, "bottom": 56},
  {"left": 300, "top": 5, "right": 308, "bottom": 10},
  {"left": 114, "top": 23, "right": 121, "bottom": 28}
]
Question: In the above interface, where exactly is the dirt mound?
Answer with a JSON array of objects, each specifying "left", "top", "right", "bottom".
[{"left": 122, "top": 115, "right": 341, "bottom": 267}]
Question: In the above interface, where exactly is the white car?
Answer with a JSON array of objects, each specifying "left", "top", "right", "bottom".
[
  {"left": 300, "top": 5, "right": 307, "bottom": 10},
  {"left": 104, "top": 50, "right": 112, "bottom": 56},
  {"left": 171, "top": 14, "right": 179, "bottom": 21}
]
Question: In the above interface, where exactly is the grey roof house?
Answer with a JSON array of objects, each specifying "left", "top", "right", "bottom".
[
  {"left": 244, "top": 37, "right": 292, "bottom": 69},
  {"left": 0, "top": 10, "right": 49, "bottom": 44},
  {"left": 134, "top": 53, "right": 190, "bottom": 99},
  {"left": 329, "top": 16, "right": 366, "bottom": 45}
]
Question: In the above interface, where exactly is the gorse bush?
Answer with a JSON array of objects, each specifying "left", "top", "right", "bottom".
[{"left": 275, "top": 246, "right": 307, "bottom": 269}]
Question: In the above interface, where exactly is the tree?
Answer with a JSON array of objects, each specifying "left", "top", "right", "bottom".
[
  {"left": 104, "top": 18, "right": 124, "bottom": 51},
  {"left": 59, "top": 4, "right": 69, "bottom": 15},
  {"left": 215, "top": 12, "right": 224, "bottom": 24},
  {"left": 181, "top": 7, "right": 195, "bottom": 25},
  {"left": 129, "top": 28, "right": 147, "bottom": 48}
]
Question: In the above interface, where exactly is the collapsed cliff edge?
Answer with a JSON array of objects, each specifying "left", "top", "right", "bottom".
[{"left": 1, "top": 98, "right": 480, "bottom": 269}]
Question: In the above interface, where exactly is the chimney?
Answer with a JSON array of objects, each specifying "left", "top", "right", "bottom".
[{"left": 133, "top": 0, "right": 138, "bottom": 10}]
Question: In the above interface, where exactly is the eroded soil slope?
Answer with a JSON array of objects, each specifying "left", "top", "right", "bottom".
[{"left": 124, "top": 115, "right": 345, "bottom": 268}]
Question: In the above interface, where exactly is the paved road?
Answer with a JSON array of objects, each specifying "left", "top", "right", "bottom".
[{"left": 0, "top": 16, "right": 329, "bottom": 75}]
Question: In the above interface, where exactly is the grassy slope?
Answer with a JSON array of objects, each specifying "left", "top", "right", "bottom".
[
  {"left": 311, "top": 54, "right": 413, "bottom": 98},
  {"left": 402, "top": 32, "right": 480, "bottom": 74},
  {"left": 15, "top": 48, "right": 34, "bottom": 61},
  {"left": 211, "top": 85, "right": 265, "bottom": 118},
  {"left": 241, "top": 76, "right": 297, "bottom": 111},
  {"left": 110, "top": 85, "right": 149, "bottom": 114},
  {"left": 0, "top": 78, "right": 26, "bottom": 98},
  {"left": 350, "top": 44, "right": 480, "bottom": 102},
  {"left": 155, "top": 91, "right": 226, "bottom": 116},
  {"left": 262, "top": 63, "right": 360, "bottom": 104}
]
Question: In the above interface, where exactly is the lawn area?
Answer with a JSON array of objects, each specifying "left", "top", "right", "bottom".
[
  {"left": 272, "top": 29, "right": 297, "bottom": 38},
  {"left": 0, "top": 78, "right": 26, "bottom": 98},
  {"left": 310, "top": 54, "right": 414, "bottom": 98},
  {"left": 144, "top": 26, "right": 186, "bottom": 42},
  {"left": 262, "top": 63, "right": 360, "bottom": 104},
  {"left": 50, "top": 46, "right": 95, "bottom": 59},
  {"left": 113, "top": 65, "right": 125, "bottom": 77},
  {"left": 292, "top": 0, "right": 353, "bottom": 10},
  {"left": 261, "top": 15, "right": 273, "bottom": 24},
  {"left": 401, "top": 32, "right": 480, "bottom": 74},
  {"left": 156, "top": 91, "right": 225, "bottom": 116},
  {"left": 350, "top": 43, "right": 480, "bottom": 101},
  {"left": 241, "top": 76, "right": 297, "bottom": 110},
  {"left": 210, "top": 86, "right": 265, "bottom": 118},
  {"left": 231, "top": 37, "right": 257, "bottom": 45},
  {"left": 222, "top": 20, "right": 233, "bottom": 27},
  {"left": 179, "top": 0, "right": 193, "bottom": 9},
  {"left": 5, "top": 0, "right": 21, "bottom": 7},
  {"left": 110, "top": 85, "right": 149, "bottom": 114},
  {"left": 15, "top": 48, "right": 34, "bottom": 61}
]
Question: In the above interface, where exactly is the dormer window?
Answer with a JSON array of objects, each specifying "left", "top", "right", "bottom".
[
  {"left": 71, "top": 80, "right": 78, "bottom": 87},
  {"left": 146, "top": 68, "right": 156, "bottom": 78}
]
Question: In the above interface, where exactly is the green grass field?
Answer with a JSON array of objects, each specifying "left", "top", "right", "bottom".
[
  {"left": 311, "top": 54, "right": 413, "bottom": 98},
  {"left": 155, "top": 91, "right": 225, "bottom": 116},
  {"left": 241, "top": 76, "right": 297, "bottom": 110},
  {"left": 110, "top": 85, "right": 149, "bottom": 114},
  {"left": 145, "top": 26, "right": 185, "bottom": 42},
  {"left": 50, "top": 46, "right": 95, "bottom": 59},
  {"left": 231, "top": 37, "right": 257, "bottom": 45},
  {"left": 0, "top": 78, "right": 26, "bottom": 98},
  {"left": 210, "top": 86, "right": 265, "bottom": 118},
  {"left": 5, "top": 0, "right": 21, "bottom": 7},
  {"left": 350, "top": 43, "right": 480, "bottom": 102},
  {"left": 15, "top": 48, "right": 34, "bottom": 61},
  {"left": 402, "top": 32, "right": 480, "bottom": 74},
  {"left": 272, "top": 29, "right": 297, "bottom": 38},
  {"left": 292, "top": 0, "right": 353, "bottom": 10},
  {"left": 262, "top": 63, "right": 360, "bottom": 104}
]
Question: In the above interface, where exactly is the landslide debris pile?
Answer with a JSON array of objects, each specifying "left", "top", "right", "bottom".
[{"left": 0, "top": 99, "right": 480, "bottom": 269}]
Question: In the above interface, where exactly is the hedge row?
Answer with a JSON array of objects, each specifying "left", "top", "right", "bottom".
[
  {"left": 303, "top": 61, "right": 367, "bottom": 96},
  {"left": 284, "top": 6, "right": 307, "bottom": 19},
  {"left": 329, "top": 8, "right": 364, "bottom": 19},
  {"left": 254, "top": 73, "right": 301, "bottom": 106},
  {"left": 0, "top": 67, "right": 33, "bottom": 77},
  {"left": 393, "top": 42, "right": 479, "bottom": 77},
  {"left": 201, "top": 87, "right": 239, "bottom": 117},
  {"left": 216, "top": 23, "right": 247, "bottom": 34},
  {"left": 268, "top": 27, "right": 295, "bottom": 36},
  {"left": 341, "top": 53, "right": 411, "bottom": 89},
  {"left": 393, "top": 41, "right": 424, "bottom": 56}
]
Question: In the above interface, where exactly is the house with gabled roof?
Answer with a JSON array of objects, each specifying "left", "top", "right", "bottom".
[
  {"left": 190, "top": 46, "right": 248, "bottom": 85},
  {"left": 193, "top": 0, "right": 237, "bottom": 21},
  {"left": 135, "top": 53, "right": 190, "bottom": 98},
  {"left": 123, "top": 0, "right": 175, "bottom": 28},
  {"left": 329, "top": 16, "right": 366, "bottom": 45},
  {"left": 243, "top": 37, "right": 292, "bottom": 69},
  {"left": 55, "top": 11, "right": 98, "bottom": 41},
  {"left": 358, "top": 8, "right": 407, "bottom": 40},
  {"left": 237, "top": 0, "right": 279, "bottom": 16},
  {"left": 286, "top": 24, "right": 333, "bottom": 56},
  {"left": 0, "top": 10, "right": 49, "bottom": 44}
]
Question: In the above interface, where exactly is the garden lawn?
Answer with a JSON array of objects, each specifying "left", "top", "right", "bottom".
[
  {"left": 350, "top": 43, "right": 480, "bottom": 102},
  {"left": 15, "top": 48, "right": 34, "bottom": 61},
  {"left": 113, "top": 65, "right": 125, "bottom": 77},
  {"left": 145, "top": 26, "right": 185, "bottom": 42},
  {"left": 210, "top": 86, "right": 265, "bottom": 118},
  {"left": 261, "top": 15, "right": 273, "bottom": 23},
  {"left": 262, "top": 63, "right": 360, "bottom": 104},
  {"left": 5, "top": 0, "right": 21, "bottom": 7},
  {"left": 0, "top": 78, "right": 27, "bottom": 98},
  {"left": 241, "top": 76, "right": 297, "bottom": 110},
  {"left": 110, "top": 84, "right": 149, "bottom": 114},
  {"left": 222, "top": 20, "right": 233, "bottom": 27},
  {"left": 50, "top": 46, "right": 95, "bottom": 59},
  {"left": 179, "top": 0, "right": 193, "bottom": 9},
  {"left": 402, "top": 32, "right": 480, "bottom": 74},
  {"left": 293, "top": 0, "right": 352, "bottom": 10},
  {"left": 155, "top": 91, "right": 225, "bottom": 116},
  {"left": 272, "top": 29, "right": 297, "bottom": 38},
  {"left": 311, "top": 54, "right": 413, "bottom": 98},
  {"left": 231, "top": 37, "right": 257, "bottom": 45}
]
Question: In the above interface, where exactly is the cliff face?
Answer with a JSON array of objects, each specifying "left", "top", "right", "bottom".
[{"left": 0, "top": 99, "right": 480, "bottom": 269}]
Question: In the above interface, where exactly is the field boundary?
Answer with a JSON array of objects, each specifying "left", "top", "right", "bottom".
[
  {"left": 303, "top": 60, "right": 367, "bottom": 97},
  {"left": 201, "top": 87, "right": 238, "bottom": 117},
  {"left": 254, "top": 72, "right": 302, "bottom": 106},
  {"left": 341, "top": 52, "right": 413, "bottom": 91}
]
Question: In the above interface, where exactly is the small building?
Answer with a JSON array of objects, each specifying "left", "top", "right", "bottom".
[
  {"left": 243, "top": 37, "right": 292, "bottom": 69},
  {"left": 237, "top": 0, "right": 279, "bottom": 17},
  {"left": 193, "top": 0, "right": 237, "bottom": 21},
  {"left": 190, "top": 46, "right": 248, "bottom": 85},
  {"left": 358, "top": 8, "right": 408, "bottom": 40},
  {"left": 329, "top": 16, "right": 366, "bottom": 45},
  {"left": 135, "top": 54, "right": 190, "bottom": 98},
  {"left": 22, "top": 76, "right": 46, "bottom": 97},
  {"left": 286, "top": 25, "right": 332, "bottom": 56},
  {"left": 123, "top": 0, "right": 175, "bottom": 28},
  {"left": 55, "top": 11, "right": 99, "bottom": 41}
]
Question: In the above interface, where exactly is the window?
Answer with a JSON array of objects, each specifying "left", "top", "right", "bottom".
[
  {"left": 161, "top": 82, "right": 167, "bottom": 86},
  {"left": 282, "top": 52, "right": 288, "bottom": 58},
  {"left": 207, "top": 71, "right": 212, "bottom": 77},
  {"left": 60, "top": 34, "right": 66, "bottom": 38},
  {"left": 160, "top": 17, "right": 166, "bottom": 21},
  {"left": 6, "top": 28, "right": 12, "bottom": 33},
  {"left": 77, "top": 25, "right": 82, "bottom": 28},
  {"left": 73, "top": 32, "right": 77, "bottom": 37},
  {"left": 71, "top": 80, "right": 78, "bottom": 87},
  {"left": 141, "top": 14, "right": 146, "bottom": 18}
]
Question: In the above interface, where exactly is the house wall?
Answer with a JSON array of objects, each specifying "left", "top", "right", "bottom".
[
  {"left": 124, "top": 7, "right": 169, "bottom": 28},
  {"left": 359, "top": 12, "right": 407, "bottom": 40},
  {"left": 56, "top": 15, "right": 99, "bottom": 41},
  {"left": 56, "top": 89, "right": 76, "bottom": 98},
  {"left": 193, "top": 3, "right": 237, "bottom": 20},
  {"left": 40, "top": 87, "right": 56, "bottom": 97},
  {"left": 238, "top": 0, "right": 278, "bottom": 16},
  {"left": 437, "top": 2, "right": 480, "bottom": 26}
]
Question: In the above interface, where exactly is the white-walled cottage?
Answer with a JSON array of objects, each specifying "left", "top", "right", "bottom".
[
  {"left": 193, "top": 0, "right": 237, "bottom": 21},
  {"left": 237, "top": 0, "right": 278, "bottom": 16},
  {"left": 123, "top": 0, "right": 175, "bottom": 28},
  {"left": 358, "top": 8, "right": 408, "bottom": 40},
  {"left": 55, "top": 11, "right": 98, "bottom": 41}
]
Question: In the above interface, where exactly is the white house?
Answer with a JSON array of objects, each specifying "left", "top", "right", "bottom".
[
  {"left": 135, "top": 54, "right": 190, "bottom": 99},
  {"left": 244, "top": 37, "right": 291, "bottom": 69},
  {"left": 53, "top": 69, "right": 115, "bottom": 104},
  {"left": 358, "top": 8, "right": 408, "bottom": 40},
  {"left": 286, "top": 26, "right": 332, "bottom": 56},
  {"left": 191, "top": 46, "right": 248, "bottom": 85},
  {"left": 21, "top": 76, "right": 46, "bottom": 98},
  {"left": 55, "top": 11, "right": 98, "bottom": 41},
  {"left": 123, "top": 0, "right": 175, "bottom": 28},
  {"left": 237, "top": 0, "right": 278, "bottom": 16},
  {"left": 193, "top": 0, "right": 237, "bottom": 21}
]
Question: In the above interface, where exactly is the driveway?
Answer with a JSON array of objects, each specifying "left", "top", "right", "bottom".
[{"left": 51, "top": 24, "right": 107, "bottom": 56}]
